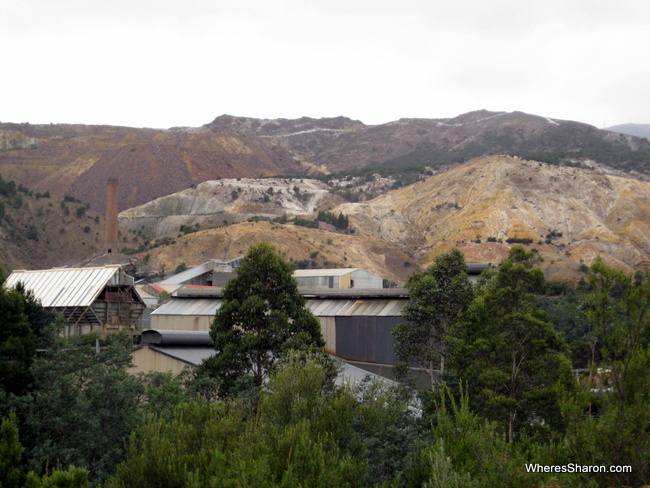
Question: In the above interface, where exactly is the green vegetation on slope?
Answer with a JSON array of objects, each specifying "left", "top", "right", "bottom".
[{"left": 2, "top": 248, "right": 650, "bottom": 487}]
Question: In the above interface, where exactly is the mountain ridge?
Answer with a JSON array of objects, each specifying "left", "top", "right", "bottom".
[
  {"left": 2, "top": 110, "right": 650, "bottom": 279},
  {"left": 606, "top": 123, "right": 650, "bottom": 140},
  {"left": 116, "top": 155, "right": 650, "bottom": 284},
  {"left": 2, "top": 110, "right": 650, "bottom": 215}
]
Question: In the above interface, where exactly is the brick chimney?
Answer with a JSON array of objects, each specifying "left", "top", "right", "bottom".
[{"left": 105, "top": 178, "right": 119, "bottom": 253}]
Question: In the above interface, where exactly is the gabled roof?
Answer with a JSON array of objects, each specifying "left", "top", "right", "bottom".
[
  {"left": 159, "top": 262, "right": 213, "bottom": 285},
  {"left": 4, "top": 265, "right": 129, "bottom": 308},
  {"left": 160, "top": 258, "right": 243, "bottom": 285}
]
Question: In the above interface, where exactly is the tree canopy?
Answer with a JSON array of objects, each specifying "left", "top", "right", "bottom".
[
  {"left": 0, "top": 281, "right": 36, "bottom": 396},
  {"left": 203, "top": 243, "right": 325, "bottom": 396},
  {"left": 447, "top": 246, "right": 572, "bottom": 442},
  {"left": 393, "top": 248, "right": 474, "bottom": 385}
]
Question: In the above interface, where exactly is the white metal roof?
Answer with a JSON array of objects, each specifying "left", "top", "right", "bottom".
[
  {"left": 293, "top": 268, "right": 361, "bottom": 278},
  {"left": 306, "top": 298, "right": 405, "bottom": 317},
  {"left": 152, "top": 297, "right": 405, "bottom": 318},
  {"left": 160, "top": 257, "right": 244, "bottom": 285},
  {"left": 151, "top": 298, "right": 222, "bottom": 316},
  {"left": 159, "top": 262, "right": 211, "bottom": 285},
  {"left": 4, "top": 266, "right": 126, "bottom": 308}
]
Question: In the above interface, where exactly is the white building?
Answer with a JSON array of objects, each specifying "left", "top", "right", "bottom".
[{"left": 293, "top": 268, "right": 383, "bottom": 290}]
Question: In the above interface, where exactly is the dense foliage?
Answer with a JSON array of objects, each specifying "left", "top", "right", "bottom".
[
  {"left": 202, "top": 243, "right": 325, "bottom": 396},
  {"left": 2, "top": 248, "right": 650, "bottom": 487},
  {"left": 393, "top": 249, "right": 474, "bottom": 384}
]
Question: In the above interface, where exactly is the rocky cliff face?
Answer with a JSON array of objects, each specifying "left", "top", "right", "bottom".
[{"left": 121, "top": 155, "right": 650, "bottom": 284}]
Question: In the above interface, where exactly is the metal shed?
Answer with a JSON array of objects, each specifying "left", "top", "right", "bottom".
[
  {"left": 305, "top": 294, "right": 407, "bottom": 365},
  {"left": 131, "top": 329, "right": 216, "bottom": 375},
  {"left": 131, "top": 329, "right": 396, "bottom": 387},
  {"left": 4, "top": 265, "right": 145, "bottom": 337},
  {"left": 294, "top": 268, "right": 384, "bottom": 290},
  {"left": 151, "top": 298, "right": 222, "bottom": 331},
  {"left": 150, "top": 287, "right": 409, "bottom": 365}
]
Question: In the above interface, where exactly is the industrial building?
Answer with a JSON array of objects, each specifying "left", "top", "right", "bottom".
[
  {"left": 293, "top": 268, "right": 383, "bottom": 290},
  {"left": 131, "top": 328, "right": 397, "bottom": 387},
  {"left": 150, "top": 286, "right": 221, "bottom": 331},
  {"left": 159, "top": 258, "right": 243, "bottom": 287},
  {"left": 159, "top": 262, "right": 385, "bottom": 291},
  {"left": 131, "top": 329, "right": 217, "bottom": 375},
  {"left": 151, "top": 286, "right": 408, "bottom": 366},
  {"left": 3, "top": 265, "right": 145, "bottom": 337},
  {"left": 304, "top": 289, "right": 407, "bottom": 365}
]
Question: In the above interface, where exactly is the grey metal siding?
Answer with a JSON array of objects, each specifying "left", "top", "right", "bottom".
[{"left": 335, "top": 316, "right": 400, "bottom": 365}]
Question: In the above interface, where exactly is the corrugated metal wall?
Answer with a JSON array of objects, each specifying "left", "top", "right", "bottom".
[
  {"left": 335, "top": 316, "right": 400, "bottom": 364},
  {"left": 349, "top": 269, "right": 383, "bottom": 289}
]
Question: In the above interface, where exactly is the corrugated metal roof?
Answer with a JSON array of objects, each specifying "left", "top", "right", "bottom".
[
  {"left": 159, "top": 263, "right": 211, "bottom": 285},
  {"left": 152, "top": 297, "right": 405, "bottom": 318},
  {"left": 293, "top": 268, "right": 360, "bottom": 278},
  {"left": 306, "top": 298, "right": 405, "bottom": 317},
  {"left": 301, "top": 288, "right": 409, "bottom": 298},
  {"left": 151, "top": 298, "right": 222, "bottom": 316},
  {"left": 4, "top": 266, "right": 124, "bottom": 308}
]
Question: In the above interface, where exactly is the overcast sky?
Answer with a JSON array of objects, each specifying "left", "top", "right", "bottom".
[{"left": 2, "top": 0, "right": 648, "bottom": 129}]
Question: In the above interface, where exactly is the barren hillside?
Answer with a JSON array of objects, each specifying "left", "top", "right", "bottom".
[
  {"left": 3, "top": 109, "right": 650, "bottom": 220},
  {"left": 338, "top": 155, "right": 650, "bottom": 279},
  {"left": 137, "top": 221, "right": 416, "bottom": 285},
  {"left": 119, "top": 177, "right": 340, "bottom": 238},
  {"left": 0, "top": 124, "right": 301, "bottom": 213}
]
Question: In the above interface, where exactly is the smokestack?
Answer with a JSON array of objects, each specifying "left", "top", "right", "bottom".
[{"left": 105, "top": 178, "right": 119, "bottom": 254}]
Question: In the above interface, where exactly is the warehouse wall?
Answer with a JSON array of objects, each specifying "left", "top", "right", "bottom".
[{"left": 335, "top": 316, "right": 400, "bottom": 364}]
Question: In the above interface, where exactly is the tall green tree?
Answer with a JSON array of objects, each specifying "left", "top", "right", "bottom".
[
  {"left": 12, "top": 283, "right": 58, "bottom": 349},
  {"left": 560, "top": 265, "right": 650, "bottom": 487},
  {"left": 447, "top": 246, "right": 572, "bottom": 442},
  {"left": 21, "top": 334, "right": 142, "bottom": 485},
  {"left": 579, "top": 256, "right": 627, "bottom": 373},
  {"left": 0, "top": 279, "right": 36, "bottom": 396},
  {"left": 0, "top": 412, "right": 23, "bottom": 488},
  {"left": 393, "top": 249, "right": 474, "bottom": 385},
  {"left": 203, "top": 243, "right": 325, "bottom": 396},
  {"left": 0, "top": 412, "right": 89, "bottom": 488}
]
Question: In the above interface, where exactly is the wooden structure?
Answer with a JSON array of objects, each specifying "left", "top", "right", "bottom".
[{"left": 4, "top": 265, "right": 145, "bottom": 337}]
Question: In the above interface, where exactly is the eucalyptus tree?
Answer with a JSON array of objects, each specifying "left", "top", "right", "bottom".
[
  {"left": 447, "top": 246, "right": 572, "bottom": 442},
  {"left": 393, "top": 248, "right": 474, "bottom": 386},
  {"left": 203, "top": 243, "right": 325, "bottom": 397}
]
